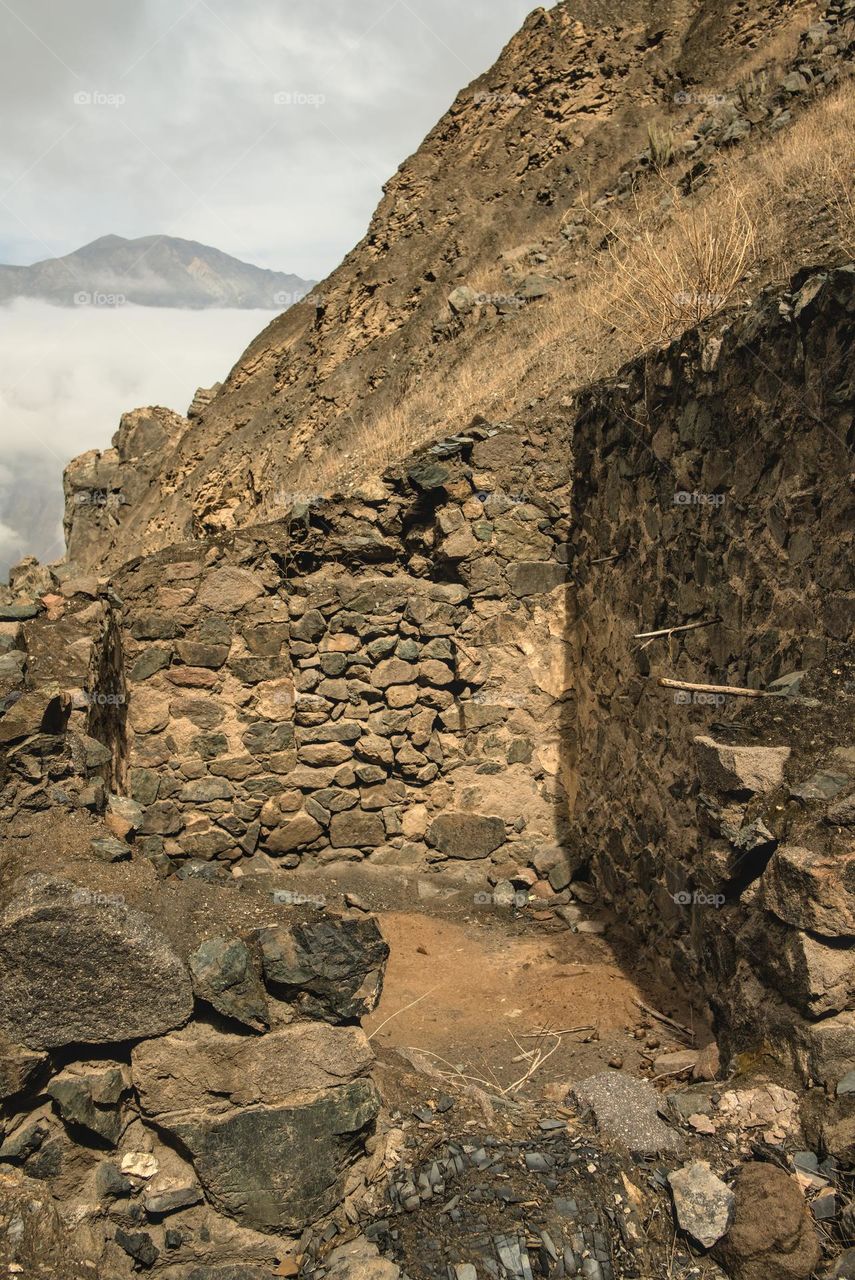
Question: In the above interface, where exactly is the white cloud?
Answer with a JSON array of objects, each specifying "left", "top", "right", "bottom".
[{"left": 0, "top": 299, "right": 276, "bottom": 577}]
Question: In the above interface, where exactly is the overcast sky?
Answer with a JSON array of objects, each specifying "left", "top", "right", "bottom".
[
  {"left": 0, "top": 0, "right": 539, "bottom": 577},
  {"left": 0, "top": 0, "right": 536, "bottom": 280}
]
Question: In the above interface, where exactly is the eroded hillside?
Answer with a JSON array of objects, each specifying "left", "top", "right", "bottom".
[{"left": 63, "top": 0, "right": 853, "bottom": 571}]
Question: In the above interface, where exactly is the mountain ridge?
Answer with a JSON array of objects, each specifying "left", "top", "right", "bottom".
[{"left": 0, "top": 233, "right": 314, "bottom": 310}]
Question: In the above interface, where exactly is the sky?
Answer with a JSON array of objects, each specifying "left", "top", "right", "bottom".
[
  {"left": 0, "top": 0, "right": 537, "bottom": 575},
  {"left": 0, "top": 0, "right": 537, "bottom": 278}
]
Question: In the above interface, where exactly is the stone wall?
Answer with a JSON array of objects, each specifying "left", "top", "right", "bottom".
[
  {"left": 113, "top": 419, "right": 578, "bottom": 886},
  {"left": 563, "top": 265, "right": 855, "bottom": 1085},
  {"left": 2, "top": 264, "right": 853, "bottom": 1149},
  {"left": 0, "top": 576, "right": 124, "bottom": 827}
]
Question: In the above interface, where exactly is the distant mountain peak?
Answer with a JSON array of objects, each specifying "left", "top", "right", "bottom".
[{"left": 0, "top": 235, "right": 314, "bottom": 310}]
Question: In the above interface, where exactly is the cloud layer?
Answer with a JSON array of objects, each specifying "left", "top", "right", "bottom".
[{"left": 0, "top": 301, "right": 276, "bottom": 576}]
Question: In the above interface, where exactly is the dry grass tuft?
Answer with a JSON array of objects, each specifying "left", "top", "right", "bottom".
[{"left": 298, "top": 79, "right": 855, "bottom": 492}]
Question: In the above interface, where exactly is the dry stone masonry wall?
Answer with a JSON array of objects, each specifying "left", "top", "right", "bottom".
[
  {"left": 564, "top": 265, "right": 855, "bottom": 1092},
  {"left": 113, "top": 420, "right": 576, "bottom": 885}
]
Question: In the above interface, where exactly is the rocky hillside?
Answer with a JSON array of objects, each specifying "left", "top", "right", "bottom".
[
  {"left": 0, "top": 234, "right": 313, "bottom": 309},
  {"left": 62, "top": 0, "right": 854, "bottom": 572},
  {"left": 2, "top": 1, "right": 855, "bottom": 1278}
]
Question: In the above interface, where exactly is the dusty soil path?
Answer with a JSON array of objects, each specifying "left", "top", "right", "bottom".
[{"left": 247, "top": 859, "right": 707, "bottom": 1097}]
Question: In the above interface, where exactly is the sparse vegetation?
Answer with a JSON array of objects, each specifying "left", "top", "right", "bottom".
[{"left": 295, "top": 78, "right": 854, "bottom": 494}]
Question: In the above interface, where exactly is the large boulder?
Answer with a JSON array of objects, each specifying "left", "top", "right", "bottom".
[
  {"left": 712, "top": 1162, "right": 820, "bottom": 1280},
  {"left": 0, "top": 875, "right": 193, "bottom": 1049},
  {"left": 257, "top": 917, "right": 388, "bottom": 1023},
  {"left": 759, "top": 845, "right": 855, "bottom": 937},
  {"left": 693, "top": 737, "right": 790, "bottom": 795},
  {"left": 132, "top": 1022, "right": 378, "bottom": 1232}
]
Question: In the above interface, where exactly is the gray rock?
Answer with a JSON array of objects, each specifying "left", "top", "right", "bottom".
[
  {"left": 837, "top": 1070, "right": 855, "bottom": 1096},
  {"left": 0, "top": 875, "right": 193, "bottom": 1049},
  {"left": 115, "top": 1228, "right": 159, "bottom": 1269},
  {"left": 572, "top": 1073, "right": 684, "bottom": 1156},
  {"left": 507, "top": 562, "right": 567, "bottom": 597},
  {"left": 132, "top": 1021, "right": 379, "bottom": 1232},
  {"left": 448, "top": 286, "right": 478, "bottom": 316},
  {"left": 189, "top": 936, "right": 269, "bottom": 1031},
  {"left": 258, "top": 916, "right": 388, "bottom": 1022},
  {"left": 90, "top": 836, "right": 132, "bottom": 862},
  {"left": 47, "top": 1061, "right": 130, "bottom": 1145},
  {"left": 669, "top": 1160, "right": 734, "bottom": 1248},
  {"left": 694, "top": 737, "right": 790, "bottom": 795},
  {"left": 426, "top": 812, "right": 506, "bottom": 859},
  {"left": 791, "top": 770, "right": 850, "bottom": 802}
]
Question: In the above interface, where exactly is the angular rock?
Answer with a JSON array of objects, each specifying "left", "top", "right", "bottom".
[
  {"left": 694, "top": 736, "right": 790, "bottom": 795},
  {"left": 325, "top": 1236, "right": 402, "bottom": 1279},
  {"left": 47, "top": 1061, "right": 130, "bottom": 1145},
  {"left": 712, "top": 1162, "right": 820, "bottom": 1280},
  {"left": 426, "top": 812, "right": 505, "bottom": 859},
  {"left": 668, "top": 1160, "right": 734, "bottom": 1248},
  {"left": 330, "top": 810, "right": 386, "bottom": 848},
  {"left": 196, "top": 567, "right": 264, "bottom": 614},
  {"left": 572, "top": 1073, "right": 684, "bottom": 1156},
  {"left": 508, "top": 561, "right": 567, "bottom": 597},
  {"left": 266, "top": 812, "right": 323, "bottom": 854},
  {"left": 258, "top": 916, "right": 388, "bottom": 1022},
  {"left": 115, "top": 1228, "right": 159, "bottom": 1269},
  {"left": 0, "top": 875, "right": 193, "bottom": 1049},
  {"left": 189, "top": 936, "right": 269, "bottom": 1031},
  {"left": 371, "top": 658, "right": 418, "bottom": 689},
  {"left": 132, "top": 1022, "right": 378, "bottom": 1232},
  {"left": 759, "top": 845, "right": 855, "bottom": 937},
  {"left": 0, "top": 1033, "right": 46, "bottom": 1101}
]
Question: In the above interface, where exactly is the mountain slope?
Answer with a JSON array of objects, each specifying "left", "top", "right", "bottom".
[
  {"left": 0, "top": 234, "right": 313, "bottom": 309},
  {"left": 62, "top": 0, "right": 854, "bottom": 571}
]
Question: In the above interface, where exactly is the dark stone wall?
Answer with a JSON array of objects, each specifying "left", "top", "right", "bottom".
[{"left": 564, "top": 265, "right": 855, "bottom": 1082}]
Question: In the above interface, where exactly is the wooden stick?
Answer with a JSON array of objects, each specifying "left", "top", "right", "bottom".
[
  {"left": 634, "top": 619, "right": 719, "bottom": 640},
  {"left": 632, "top": 998, "right": 695, "bottom": 1040},
  {"left": 590, "top": 553, "right": 620, "bottom": 564},
  {"left": 658, "top": 677, "right": 776, "bottom": 699}
]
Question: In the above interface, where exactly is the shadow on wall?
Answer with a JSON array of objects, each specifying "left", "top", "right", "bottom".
[{"left": 558, "top": 265, "right": 855, "bottom": 1059}]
